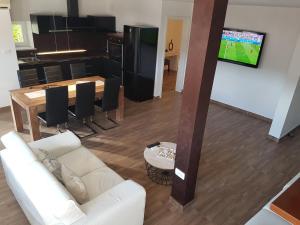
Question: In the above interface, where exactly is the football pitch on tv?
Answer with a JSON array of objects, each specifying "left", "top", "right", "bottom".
[{"left": 218, "top": 40, "right": 261, "bottom": 66}]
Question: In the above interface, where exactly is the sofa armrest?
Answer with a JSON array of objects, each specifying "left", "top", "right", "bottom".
[
  {"left": 72, "top": 180, "right": 146, "bottom": 225},
  {"left": 28, "top": 131, "right": 81, "bottom": 158}
]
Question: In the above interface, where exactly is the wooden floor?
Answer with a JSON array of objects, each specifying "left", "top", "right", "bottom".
[
  {"left": 1, "top": 74, "right": 300, "bottom": 224},
  {"left": 162, "top": 70, "right": 177, "bottom": 94}
]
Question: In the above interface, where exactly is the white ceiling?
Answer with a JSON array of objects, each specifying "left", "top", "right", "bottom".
[
  {"left": 229, "top": 0, "right": 300, "bottom": 7},
  {"left": 166, "top": 0, "right": 300, "bottom": 8}
]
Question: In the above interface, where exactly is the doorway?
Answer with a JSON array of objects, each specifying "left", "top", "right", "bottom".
[{"left": 162, "top": 18, "right": 184, "bottom": 95}]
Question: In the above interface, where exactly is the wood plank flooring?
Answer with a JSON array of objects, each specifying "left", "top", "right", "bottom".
[
  {"left": 162, "top": 70, "right": 177, "bottom": 94},
  {"left": 1, "top": 76, "right": 300, "bottom": 224}
]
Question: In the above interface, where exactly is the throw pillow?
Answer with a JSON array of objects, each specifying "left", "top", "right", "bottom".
[
  {"left": 61, "top": 165, "right": 89, "bottom": 204},
  {"left": 31, "top": 148, "right": 63, "bottom": 182}
]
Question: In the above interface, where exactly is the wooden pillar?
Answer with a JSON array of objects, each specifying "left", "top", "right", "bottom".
[{"left": 171, "top": 0, "right": 228, "bottom": 206}]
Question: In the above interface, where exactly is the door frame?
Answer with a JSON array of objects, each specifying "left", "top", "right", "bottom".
[{"left": 154, "top": 15, "right": 192, "bottom": 97}]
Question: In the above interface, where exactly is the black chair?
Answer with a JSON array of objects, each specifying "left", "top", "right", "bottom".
[
  {"left": 38, "top": 86, "right": 69, "bottom": 130},
  {"left": 94, "top": 77, "right": 121, "bottom": 130},
  {"left": 68, "top": 82, "right": 97, "bottom": 138},
  {"left": 44, "top": 65, "right": 64, "bottom": 83},
  {"left": 17, "top": 69, "right": 40, "bottom": 88},
  {"left": 70, "top": 63, "right": 87, "bottom": 79}
]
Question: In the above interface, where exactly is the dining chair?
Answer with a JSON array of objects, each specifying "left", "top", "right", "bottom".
[
  {"left": 38, "top": 86, "right": 69, "bottom": 131},
  {"left": 94, "top": 77, "right": 121, "bottom": 130},
  {"left": 70, "top": 62, "right": 87, "bottom": 79},
  {"left": 17, "top": 69, "right": 40, "bottom": 88},
  {"left": 68, "top": 82, "right": 97, "bottom": 138},
  {"left": 44, "top": 65, "right": 64, "bottom": 83}
]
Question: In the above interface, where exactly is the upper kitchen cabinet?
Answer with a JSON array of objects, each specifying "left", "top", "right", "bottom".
[
  {"left": 31, "top": 15, "right": 66, "bottom": 34},
  {"left": 66, "top": 17, "right": 93, "bottom": 31},
  {"left": 88, "top": 16, "right": 116, "bottom": 33},
  {"left": 31, "top": 15, "right": 116, "bottom": 34}
]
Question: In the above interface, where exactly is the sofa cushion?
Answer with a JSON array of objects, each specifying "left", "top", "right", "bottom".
[
  {"left": 58, "top": 146, "right": 106, "bottom": 177},
  {"left": 28, "top": 131, "right": 81, "bottom": 158},
  {"left": 81, "top": 167, "right": 124, "bottom": 199},
  {"left": 1, "top": 131, "right": 37, "bottom": 165},
  {"left": 246, "top": 209, "right": 291, "bottom": 225},
  {"left": 62, "top": 165, "right": 89, "bottom": 204}
]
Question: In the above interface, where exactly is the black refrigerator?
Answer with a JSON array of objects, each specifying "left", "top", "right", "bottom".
[{"left": 123, "top": 25, "right": 159, "bottom": 102}]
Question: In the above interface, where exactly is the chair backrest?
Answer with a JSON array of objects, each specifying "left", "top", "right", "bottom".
[
  {"left": 102, "top": 77, "right": 121, "bottom": 112},
  {"left": 75, "top": 82, "right": 95, "bottom": 119},
  {"left": 17, "top": 69, "right": 40, "bottom": 88},
  {"left": 44, "top": 65, "right": 64, "bottom": 83},
  {"left": 45, "top": 86, "right": 69, "bottom": 127},
  {"left": 70, "top": 63, "right": 87, "bottom": 79}
]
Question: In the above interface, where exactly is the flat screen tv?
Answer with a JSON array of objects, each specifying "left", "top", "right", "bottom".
[{"left": 218, "top": 28, "right": 266, "bottom": 68}]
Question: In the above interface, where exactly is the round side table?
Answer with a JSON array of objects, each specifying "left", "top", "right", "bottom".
[{"left": 144, "top": 142, "right": 176, "bottom": 185}]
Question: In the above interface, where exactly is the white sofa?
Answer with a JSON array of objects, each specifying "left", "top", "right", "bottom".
[
  {"left": 245, "top": 173, "right": 300, "bottom": 225},
  {"left": 0, "top": 131, "right": 146, "bottom": 225}
]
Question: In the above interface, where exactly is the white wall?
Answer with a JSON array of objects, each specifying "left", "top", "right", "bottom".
[
  {"left": 10, "top": 0, "right": 31, "bottom": 21},
  {"left": 78, "top": 0, "right": 111, "bottom": 16},
  {"left": 269, "top": 35, "right": 300, "bottom": 139},
  {"left": 211, "top": 5, "right": 300, "bottom": 119},
  {"left": 282, "top": 81, "right": 300, "bottom": 137},
  {"left": 110, "top": 0, "right": 163, "bottom": 31},
  {"left": 0, "top": 9, "right": 19, "bottom": 107},
  {"left": 154, "top": 3, "right": 300, "bottom": 139},
  {"left": 28, "top": 0, "right": 67, "bottom": 15}
]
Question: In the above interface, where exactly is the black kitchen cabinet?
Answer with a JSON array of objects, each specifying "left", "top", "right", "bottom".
[
  {"left": 31, "top": 15, "right": 66, "bottom": 34},
  {"left": 88, "top": 16, "right": 116, "bottom": 33},
  {"left": 66, "top": 17, "right": 94, "bottom": 31},
  {"left": 31, "top": 15, "right": 116, "bottom": 34}
]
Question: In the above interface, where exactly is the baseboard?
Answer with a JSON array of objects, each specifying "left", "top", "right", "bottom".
[
  {"left": 267, "top": 135, "right": 282, "bottom": 143},
  {"left": 210, "top": 100, "right": 272, "bottom": 123},
  {"left": 0, "top": 106, "right": 10, "bottom": 113},
  {"left": 268, "top": 127, "right": 299, "bottom": 143}
]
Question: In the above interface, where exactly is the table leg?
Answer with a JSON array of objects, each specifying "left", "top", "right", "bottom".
[
  {"left": 10, "top": 96, "right": 24, "bottom": 132},
  {"left": 115, "top": 86, "right": 125, "bottom": 122},
  {"left": 26, "top": 107, "right": 41, "bottom": 141}
]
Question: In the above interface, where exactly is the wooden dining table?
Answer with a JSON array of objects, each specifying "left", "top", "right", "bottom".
[{"left": 10, "top": 76, "right": 124, "bottom": 141}]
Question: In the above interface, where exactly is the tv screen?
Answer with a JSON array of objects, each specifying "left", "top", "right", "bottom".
[{"left": 218, "top": 28, "right": 266, "bottom": 68}]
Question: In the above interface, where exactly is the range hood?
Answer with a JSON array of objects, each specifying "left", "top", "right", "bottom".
[
  {"left": 35, "top": 0, "right": 85, "bottom": 56},
  {"left": 67, "top": 0, "right": 79, "bottom": 17}
]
